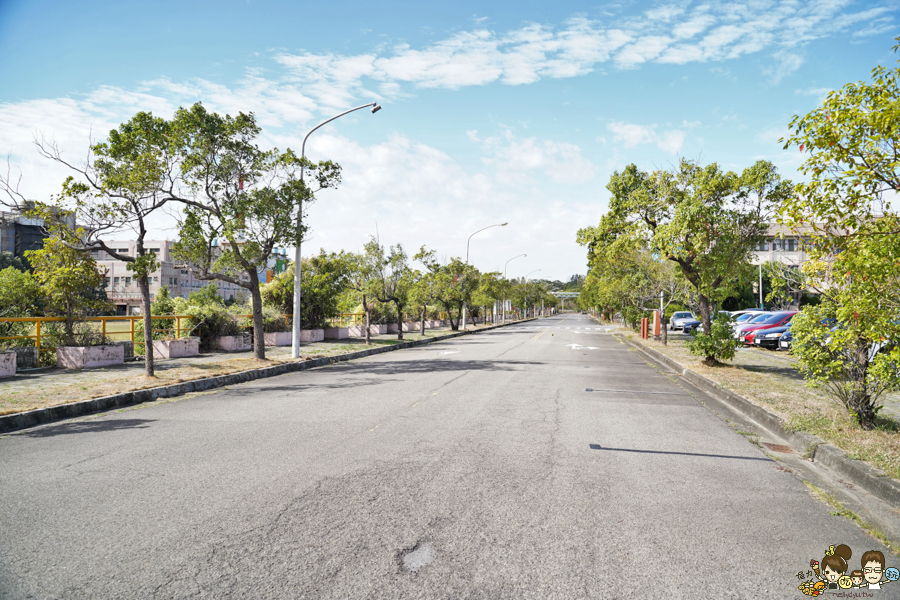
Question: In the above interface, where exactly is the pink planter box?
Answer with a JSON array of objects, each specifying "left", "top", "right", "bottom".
[
  {"left": 299, "top": 329, "right": 324, "bottom": 343},
  {"left": 387, "top": 323, "right": 399, "bottom": 333},
  {"left": 57, "top": 345, "right": 125, "bottom": 369},
  {"left": 264, "top": 332, "right": 292, "bottom": 346},
  {"left": 214, "top": 334, "right": 252, "bottom": 352},
  {"left": 324, "top": 327, "right": 349, "bottom": 340},
  {"left": 152, "top": 338, "right": 199, "bottom": 359},
  {"left": 402, "top": 322, "right": 421, "bottom": 331},
  {"left": 348, "top": 324, "right": 386, "bottom": 336},
  {"left": 0, "top": 351, "right": 15, "bottom": 378}
]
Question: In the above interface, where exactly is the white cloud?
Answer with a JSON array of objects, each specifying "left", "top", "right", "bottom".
[
  {"left": 607, "top": 122, "right": 685, "bottom": 154},
  {"left": 476, "top": 131, "right": 596, "bottom": 185}
]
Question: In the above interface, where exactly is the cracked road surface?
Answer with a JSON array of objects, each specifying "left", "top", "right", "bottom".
[{"left": 0, "top": 315, "right": 893, "bottom": 598}]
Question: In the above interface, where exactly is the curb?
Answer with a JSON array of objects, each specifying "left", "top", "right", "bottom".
[
  {"left": 0, "top": 318, "right": 537, "bottom": 435},
  {"left": 616, "top": 333, "right": 900, "bottom": 510}
]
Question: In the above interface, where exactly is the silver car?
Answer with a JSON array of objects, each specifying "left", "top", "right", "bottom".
[{"left": 669, "top": 311, "right": 696, "bottom": 331}]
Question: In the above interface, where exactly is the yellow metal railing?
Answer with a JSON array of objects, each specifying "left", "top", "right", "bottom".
[
  {"left": 0, "top": 315, "right": 194, "bottom": 355},
  {"left": 328, "top": 313, "right": 365, "bottom": 327}
]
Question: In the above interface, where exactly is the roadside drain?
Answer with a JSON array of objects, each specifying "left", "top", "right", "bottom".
[
  {"left": 762, "top": 442, "right": 793, "bottom": 453},
  {"left": 399, "top": 541, "right": 435, "bottom": 573}
]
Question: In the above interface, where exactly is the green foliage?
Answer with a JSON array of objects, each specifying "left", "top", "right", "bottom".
[
  {"left": 0, "top": 251, "right": 27, "bottom": 272},
  {"left": 777, "top": 37, "right": 900, "bottom": 430},
  {"left": 25, "top": 235, "right": 111, "bottom": 344},
  {"left": 686, "top": 313, "right": 741, "bottom": 365},
  {"left": 260, "top": 250, "right": 353, "bottom": 329},
  {"left": 582, "top": 158, "right": 790, "bottom": 357},
  {"left": 0, "top": 266, "right": 42, "bottom": 349}
]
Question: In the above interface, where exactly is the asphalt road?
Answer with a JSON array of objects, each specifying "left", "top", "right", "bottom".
[{"left": 0, "top": 314, "right": 895, "bottom": 599}]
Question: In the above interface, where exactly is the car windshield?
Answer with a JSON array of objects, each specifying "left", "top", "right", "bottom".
[
  {"left": 673, "top": 312, "right": 691, "bottom": 318},
  {"left": 735, "top": 313, "right": 755, "bottom": 322},
  {"left": 749, "top": 313, "right": 771, "bottom": 323}
]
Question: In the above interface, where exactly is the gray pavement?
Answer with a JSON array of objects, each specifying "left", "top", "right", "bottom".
[{"left": 0, "top": 314, "right": 896, "bottom": 599}]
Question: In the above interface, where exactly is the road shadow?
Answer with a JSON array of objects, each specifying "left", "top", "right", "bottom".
[
  {"left": 589, "top": 444, "right": 770, "bottom": 461},
  {"left": 730, "top": 363, "right": 806, "bottom": 382},
  {"left": 21, "top": 418, "right": 156, "bottom": 438}
]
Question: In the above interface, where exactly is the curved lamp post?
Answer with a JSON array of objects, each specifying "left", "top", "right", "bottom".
[
  {"left": 524, "top": 269, "right": 541, "bottom": 318},
  {"left": 461, "top": 222, "right": 508, "bottom": 330},
  {"left": 292, "top": 102, "right": 381, "bottom": 358},
  {"left": 502, "top": 253, "right": 526, "bottom": 323}
]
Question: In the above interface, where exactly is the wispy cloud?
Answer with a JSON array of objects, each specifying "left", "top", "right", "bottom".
[{"left": 607, "top": 122, "right": 685, "bottom": 154}]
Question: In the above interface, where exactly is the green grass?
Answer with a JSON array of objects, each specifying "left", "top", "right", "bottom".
[{"left": 804, "top": 481, "right": 900, "bottom": 557}]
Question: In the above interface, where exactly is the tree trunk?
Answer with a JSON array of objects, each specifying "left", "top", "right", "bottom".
[
  {"left": 661, "top": 316, "right": 669, "bottom": 346},
  {"left": 139, "top": 275, "right": 155, "bottom": 377},
  {"left": 247, "top": 274, "right": 266, "bottom": 360},
  {"left": 420, "top": 306, "right": 426, "bottom": 337},
  {"left": 449, "top": 304, "right": 459, "bottom": 330},
  {"left": 395, "top": 300, "right": 403, "bottom": 340},
  {"left": 364, "top": 295, "right": 370, "bottom": 345},
  {"left": 697, "top": 293, "right": 715, "bottom": 364}
]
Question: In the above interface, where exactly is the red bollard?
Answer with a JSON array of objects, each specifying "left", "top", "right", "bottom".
[{"left": 640, "top": 317, "right": 648, "bottom": 339}]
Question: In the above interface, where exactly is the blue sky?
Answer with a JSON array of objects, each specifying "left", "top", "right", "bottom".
[{"left": 0, "top": 0, "right": 897, "bottom": 280}]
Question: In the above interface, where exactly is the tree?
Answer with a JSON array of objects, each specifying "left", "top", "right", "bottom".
[
  {"left": 415, "top": 247, "right": 480, "bottom": 331},
  {"left": 261, "top": 251, "right": 353, "bottom": 330},
  {"left": 2, "top": 111, "right": 177, "bottom": 376},
  {"left": 171, "top": 103, "right": 341, "bottom": 360},
  {"left": 776, "top": 37, "right": 900, "bottom": 430},
  {"left": 762, "top": 261, "right": 808, "bottom": 310},
  {"left": 0, "top": 266, "right": 42, "bottom": 348},
  {"left": 25, "top": 234, "right": 111, "bottom": 343},
  {"left": 345, "top": 251, "right": 379, "bottom": 345},
  {"left": 598, "top": 159, "right": 791, "bottom": 364},
  {"left": 365, "top": 237, "right": 413, "bottom": 340},
  {"left": 0, "top": 251, "right": 27, "bottom": 272}
]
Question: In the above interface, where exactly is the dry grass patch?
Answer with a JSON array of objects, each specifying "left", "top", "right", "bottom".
[{"left": 620, "top": 330, "right": 900, "bottom": 481}]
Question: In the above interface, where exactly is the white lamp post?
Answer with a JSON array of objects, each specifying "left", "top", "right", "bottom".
[
  {"left": 461, "top": 222, "right": 507, "bottom": 329},
  {"left": 292, "top": 102, "right": 381, "bottom": 359},
  {"left": 503, "top": 254, "right": 526, "bottom": 324}
]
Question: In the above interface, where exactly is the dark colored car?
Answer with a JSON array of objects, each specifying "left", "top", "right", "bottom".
[
  {"left": 683, "top": 312, "right": 733, "bottom": 336},
  {"left": 779, "top": 328, "right": 793, "bottom": 350},
  {"left": 752, "top": 322, "right": 791, "bottom": 349},
  {"left": 740, "top": 311, "right": 797, "bottom": 344}
]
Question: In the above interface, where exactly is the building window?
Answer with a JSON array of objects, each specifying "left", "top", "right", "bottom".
[
  {"left": 755, "top": 240, "right": 768, "bottom": 251},
  {"left": 148, "top": 248, "right": 159, "bottom": 254},
  {"left": 117, "top": 248, "right": 129, "bottom": 254},
  {"left": 784, "top": 238, "right": 797, "bottom": 252},
  {"left": 114, "top": 277, "right": 120, "bottom": 284},
  {"left": 124, "top": 277, "right": 132, "bottom": 286}
]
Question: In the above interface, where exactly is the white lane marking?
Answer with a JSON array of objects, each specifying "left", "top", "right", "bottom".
[
  {"left": 565, "top": 343, "right": 599, "bottom": 350},
  {"left": 439, "top": 351, "right": 460, "bottom": 356}
]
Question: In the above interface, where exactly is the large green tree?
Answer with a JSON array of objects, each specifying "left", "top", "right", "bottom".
[
  {"left": 171, "top": 103, "right": 341, "bottom": 360},
  {"left": 778, "top": 37, "right": 900, "bottom": 429},
  {"left": 595, "top": 159, "right": 791, "bottom": 363}
]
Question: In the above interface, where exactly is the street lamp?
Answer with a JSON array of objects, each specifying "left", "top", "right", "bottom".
[
  {"left": 503, "top": 254, "right": 526, "bottom": 324},
  {"left": 462, "top": 222, "right": 508, "bottom": 330},
  {"left": 292, "top": 102, "right": 382, "bottom": 359},
  {"left": 524, "top": 269, "right": 541, "bottom": 280}
]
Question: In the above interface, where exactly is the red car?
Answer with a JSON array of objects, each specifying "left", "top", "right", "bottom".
[{"left": 740, "top": 311, "right": 797, "bottom": 344}]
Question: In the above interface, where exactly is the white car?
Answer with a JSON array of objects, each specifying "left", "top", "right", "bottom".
[{"left": 669, "top": 311, "right": 697, "bottom": 331}]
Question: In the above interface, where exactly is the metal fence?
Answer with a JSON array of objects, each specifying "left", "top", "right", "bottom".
[{"left": 0, "top": 315, "right": 195, "bottom": 356}]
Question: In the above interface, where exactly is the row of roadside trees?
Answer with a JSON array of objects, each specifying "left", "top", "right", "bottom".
[
  {"left": 0, "top": 103, "right": 559, "bottom": 377},
  {"left": 577, "top": 37, "right": 900, "bottom": 431}
]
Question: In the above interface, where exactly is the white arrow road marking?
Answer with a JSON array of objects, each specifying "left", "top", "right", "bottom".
[
  {"left": 439, "top": 351, "right": 460, "bottom": 356},
  {"left": 565, "top": 344, "right": 600, "bottom": 350}
]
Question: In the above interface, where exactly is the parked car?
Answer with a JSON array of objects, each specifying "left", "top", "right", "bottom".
[
  {"left": 669, "top": 311, "right": 697, "bottom": 331},
  {"left": 683, "top": 312, "right": 732, "bottom": 335},
  {"left": 739, "top": 311, "right": 797, "bottom": 344},
  {"left": 733, "top": 312, "right": 774, "bottom": 338},
  {"left": 779, "top": 328, "right": 793, "bottom": 351},
  {"left": 752, "top": 322, "right": 791, "bottom": 349}
]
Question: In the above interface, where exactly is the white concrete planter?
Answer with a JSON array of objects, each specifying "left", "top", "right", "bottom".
[
  {"left": 402, "top": 322, "right": 420, "bottom": 332},
  {"left": 387, "top": 323, "right": 399, "bottom": 333},
  {"left": 427, "top": 320, "right": 442, "bottom": 329},
  {"left": 57, "top": 344, "right": 125, "bottom": 369},
  {"left": 264, "top": 331, "right": 292, "bottom": 346},
  {"left": 299, "top": 329, "right": 324, "bottom": 343},
  {"left": 348, "top": 324, "right": 386, "bottom": 337},
  {"left": 214, "top": 334, "right": 252, "bottom": 352},
  {"left": 324, "top": 327, "right": 349, "bottom": 340},
  {"left": 152, "top": 338, "right": 199, "bottom": 359},
  {"left": 0, "top": 351, "right": 15, "bottom": 378}
]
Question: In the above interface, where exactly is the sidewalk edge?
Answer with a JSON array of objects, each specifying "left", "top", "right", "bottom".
[{"left": 616, "top": 333, "right": 900, "bottom": 509}]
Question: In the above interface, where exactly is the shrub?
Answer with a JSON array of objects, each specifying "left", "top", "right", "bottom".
[{"left": 686, "top": 313, "right": 741, "bottom": 366}]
